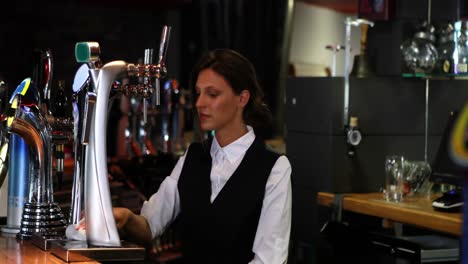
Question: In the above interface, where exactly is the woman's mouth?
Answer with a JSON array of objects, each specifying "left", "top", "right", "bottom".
[{"left": 199, "top": 113, "right": 209, "bottom": 121}]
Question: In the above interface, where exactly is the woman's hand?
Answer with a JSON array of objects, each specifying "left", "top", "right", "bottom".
[
  {"left": 113, "top": 207, "right": 132, "bottom": 230},
  {"left": 112, "top": 207, "right": 153, "bottom": 245}
]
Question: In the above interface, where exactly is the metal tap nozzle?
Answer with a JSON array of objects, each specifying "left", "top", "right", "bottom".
[{"left": 345, "top": 18, "right": 375, "bottom": 27}]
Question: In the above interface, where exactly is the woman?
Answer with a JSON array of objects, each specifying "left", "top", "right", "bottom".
[{"left": 113, "top": 49, "right": 292, "bottom": 264}]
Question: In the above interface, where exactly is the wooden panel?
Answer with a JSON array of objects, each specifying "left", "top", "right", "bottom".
[
  {"left": 317, "top": 192, "right": 462, "bottom": 236},
  {"left": 0, "top": 234, "right": 99, "bottom": 264}
]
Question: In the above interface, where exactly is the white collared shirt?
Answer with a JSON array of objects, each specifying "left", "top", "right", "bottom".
[{"left": 141, "top": 126, "right": 292, "bottom": 264}]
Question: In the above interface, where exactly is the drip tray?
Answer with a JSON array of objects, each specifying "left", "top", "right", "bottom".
[
  {"left": 31, "top": 234, "right": 65, "bottom": 250},
  {"left": 51, "top": 239, "right": 146, "bottom": 262}
]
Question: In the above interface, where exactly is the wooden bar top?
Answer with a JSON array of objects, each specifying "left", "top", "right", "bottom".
[
  {"left": 0, "top": 233, "right": 99, "bottom": 264},
  {"left": 317, "top": 192, "right": 462, "bottom": 236}
]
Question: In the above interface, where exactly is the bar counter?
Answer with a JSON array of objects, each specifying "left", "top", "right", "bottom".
[
  {"left": 0, "top": 233, "right": 99, "bottom": 264},
  {"left": 317, "top": 192, "right": 462, "bottom": 236}
]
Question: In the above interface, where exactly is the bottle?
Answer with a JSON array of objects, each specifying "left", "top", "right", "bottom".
[
  {"left": 455, "top": 21, "right": 468, "bottom": 74},
  {"left": 52, "top": 80, "right": 69, "bottom": 190},
  {"left": 52, "top": 80, "right": 69, "bottom": 117},
  {"left": 436, "top": 23, "right": 455, "bottom": 74}
]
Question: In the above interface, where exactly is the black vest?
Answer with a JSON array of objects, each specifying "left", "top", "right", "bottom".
[{"left": 177, "top": 136, "right": 280, "bottom": 264}]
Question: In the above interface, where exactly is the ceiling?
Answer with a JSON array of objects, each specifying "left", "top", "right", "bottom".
[{"left": 298, "top": 0, "right": 358, "bottom": 14}]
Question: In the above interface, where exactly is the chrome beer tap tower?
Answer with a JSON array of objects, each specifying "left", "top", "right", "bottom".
[
  {"left": 52, "top": 25, "right": 171, "bottom": 262},
  {"left": 0, "top": 49, "right": 73, "bottom": 250},
  {"left": 6, "top": 78, "right": 68, "bottom": 241}
]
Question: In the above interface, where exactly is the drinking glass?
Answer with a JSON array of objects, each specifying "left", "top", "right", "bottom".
[{"left": 385, "top": 155, "right": 405, "bottom": 202}]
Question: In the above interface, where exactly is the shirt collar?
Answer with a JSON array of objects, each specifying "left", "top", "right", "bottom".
[{"left": 210, "top": 126, "right": 255, "bottom": 164}]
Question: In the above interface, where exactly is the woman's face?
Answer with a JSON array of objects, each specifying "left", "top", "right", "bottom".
[{"left": 195, "top": 68, "right": 247, "bottom": 133}]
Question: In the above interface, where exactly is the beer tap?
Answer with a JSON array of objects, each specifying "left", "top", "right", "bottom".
[
  {"left": 343, "top": 18, "right": 373, "bottom": 156},
  {"left": 0, "top": 80, "right": 9, "bottom": 188},
  {"left": 66, "top": 63, "right": 90, "bottom": 229},
  {"left": 0, "top": 50, "right": 72, "bottom": 240},
  {"left": 6, "top": 78, "right": 67, "bottom": 240},
  {"left": 37, "top": 50, "right": 73, "bottom": 191},
  {"left": 67, "top": 42, "right": 105, "bottom": 231},
  {"left": 74, "top": 25, "right": 171, "bottom": 247},
  {"left": 343, "top": 18, "right": 374, "bottom": 127},
  {"left": 1, "top": 79, "right": 37, "bottom": 234}
]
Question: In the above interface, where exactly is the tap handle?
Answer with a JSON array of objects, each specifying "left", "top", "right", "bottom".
[
  {"left": 75, "top": 42, "right": 101, "bottom": 68},
  {"left": 72, "top": 64, "right": 90, "bottom": 94},
  {"left": 32, "top": 49, "right": 53, "bottom": 114},
  {"left": 8, "top": 78, "right": 40, "bottom": 110},
  {"left": 154, "top": 26, "right": 171, "bottom": 106},
  {"left": 155, "top": 78, "right": 160, "bottom": 106},
  {"left": 144, "top": 48, "right": 154, "bottom": 65},
  {"left": 43, "top": 50, "right": 53, "bottom": 110},
  {"left": 157, "top": 25, "right": 171, "bottom": 71},
  {"left": 142, "top": 49, "right": 154, "bottom": 124},
  {"left": 360, "top": 24, "right": 369, "bottom": 53},
  {"left": 0, "top": 80, "right": 8, "bottom": 115},
  {"left": 32, "top": 49, "right": 44, "bottom": 97}
]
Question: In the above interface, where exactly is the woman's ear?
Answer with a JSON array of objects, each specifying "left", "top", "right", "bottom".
[{"left": 239, "top": 89, "right": 250, "bottom": 107}]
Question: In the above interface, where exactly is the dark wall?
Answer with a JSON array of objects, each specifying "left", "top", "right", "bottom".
[
  {"left": 179, "top": 0, "right": 289, "bottom": 138},
  {"left": 286, "top": 77, "right": 468, "bottom": 263},
  {"left": 0, "top": 0, "right": 289, "bottom": 138},
  {"left": 0, "top": 0, "right": 183, "bottom": 90}
]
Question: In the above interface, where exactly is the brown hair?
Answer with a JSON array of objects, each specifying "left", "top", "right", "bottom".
[{"left": 190, "top": 49, "right": 272, "bottom": 129}]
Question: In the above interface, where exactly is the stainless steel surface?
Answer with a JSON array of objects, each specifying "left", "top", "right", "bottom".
[
  {"left": 425, "top": 79, "right": 429, "bottom": 162},
  {"left": 7, "top": 80, "right": 67, "bottom": 239},
  {"left": 157, "top": 26, "right": 171, "bottom": 77},
  {"left": 9, "top": 117, "right": 44, "bottom": 172},
  {"left": 69, "top": 64, "right": 91, "bottom": 226},
  {"left": 3, "top": 79, "right": 38, "bottom": 235},
  {"left": 326, "top": 44, "right": 345, "bottom": 76},
  {"left": 9, "top": 113, "right": 67, "bottom": 239},
  {"left": 17, "top": 202, "right": 66, "bottom": 240},
  {"left": 31, "top": 233, "right": 64, "bottom": 251},
  {"left": 85, "top": 61, "right": 127, "bottom": 247},
  {"left": 51, "top": 239, "right": 145, "bottom": 262}
]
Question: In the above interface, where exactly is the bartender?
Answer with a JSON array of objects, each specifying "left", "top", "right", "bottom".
[{"left": 113, "top": 49, "right": 292, "bottom": 264}]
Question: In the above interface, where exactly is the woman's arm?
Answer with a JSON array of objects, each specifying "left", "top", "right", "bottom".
[
  {"left": 114, "top": 152, "right": 187, "bottom": 244},
  {"left": 250, "top": 155, "right": 292, "bottom": 264}
]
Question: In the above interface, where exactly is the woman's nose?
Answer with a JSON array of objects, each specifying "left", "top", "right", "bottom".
[{"left": 195, "top": 94, "right": 204, "bottom": 108}]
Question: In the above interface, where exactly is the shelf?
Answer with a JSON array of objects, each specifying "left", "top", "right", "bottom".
[{"left": 402, "top": 72, "right": 468, "bottom": 80}]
